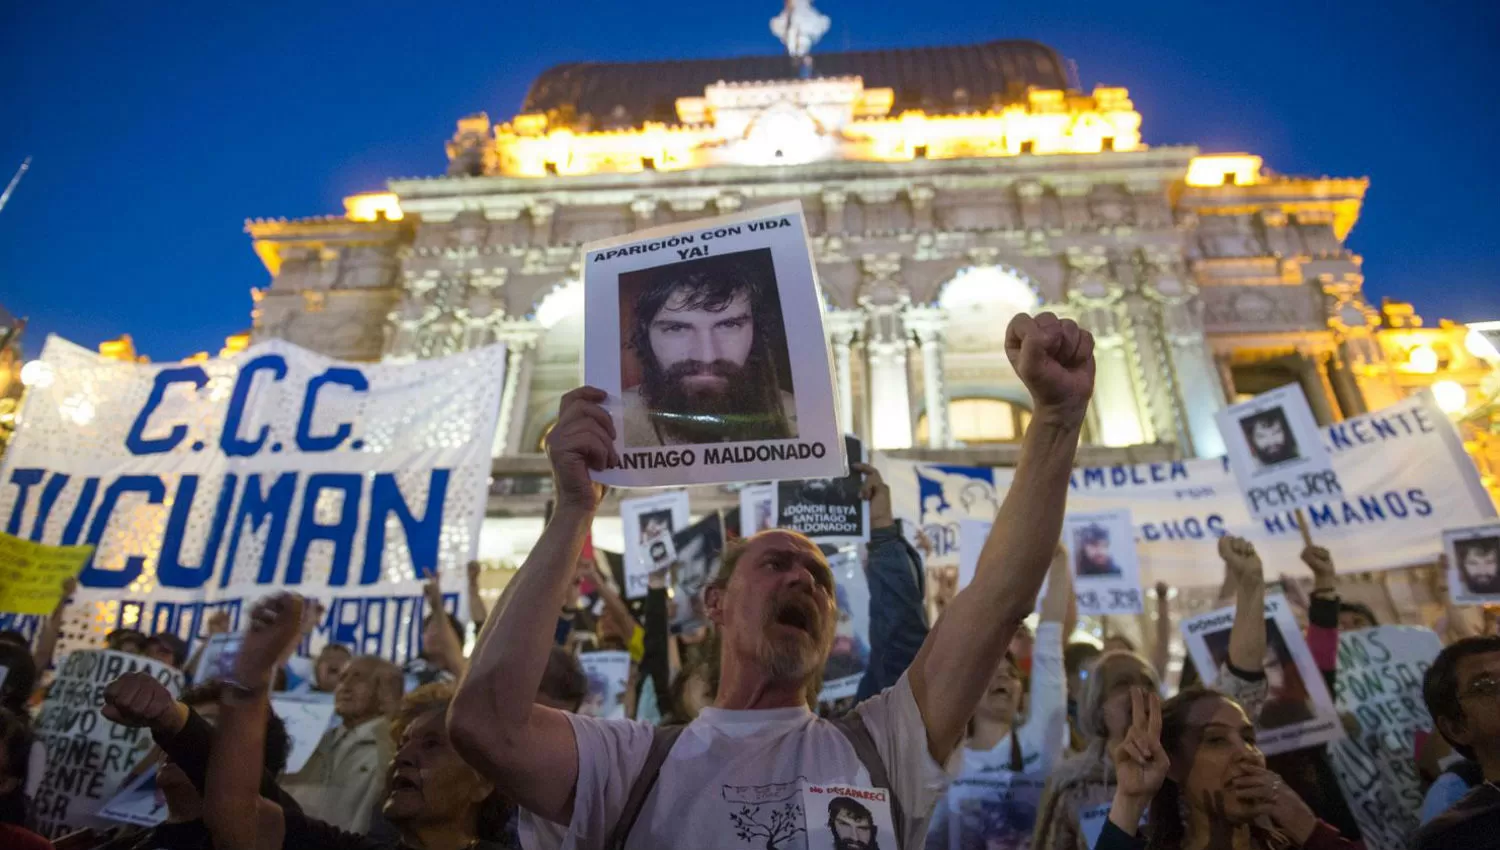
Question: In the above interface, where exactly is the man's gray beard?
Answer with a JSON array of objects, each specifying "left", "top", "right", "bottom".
[{"left": 760, "top": 633, "right": 821, "bottom": 684}]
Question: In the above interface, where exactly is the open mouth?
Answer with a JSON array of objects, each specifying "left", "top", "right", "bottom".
[
  {"left": 775, "top": 602, "right": 816, "bottom": 635},
  {"left": 388, "top": 774, "right": 421, "bottom": 793}
]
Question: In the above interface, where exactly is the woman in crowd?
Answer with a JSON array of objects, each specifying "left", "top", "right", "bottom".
[
  {"left": 0, "top": 708, "right": 50, "bottom": 850},
  {"left": 1033, "top": 535, "right": 1271, "bottom": 850},
  {"left": 926, "top": 546, "right": 1072, "bottom": 850},
  {"left": 1098, "top": 687, "right": 1360, "bottom": 850}
]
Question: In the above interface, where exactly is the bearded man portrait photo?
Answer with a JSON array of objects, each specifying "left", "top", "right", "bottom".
[{"left": 619, "top": 248, "right": 798, "bottom": 447}]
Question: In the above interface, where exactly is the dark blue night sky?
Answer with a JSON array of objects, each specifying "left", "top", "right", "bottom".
[{"left": 4, "top": 1, "right": 1497, "bottom": 360}]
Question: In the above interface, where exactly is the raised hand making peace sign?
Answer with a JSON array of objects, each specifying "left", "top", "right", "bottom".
[{"left": 1108, "top": 687, "right": 1169, "bottom": 836}]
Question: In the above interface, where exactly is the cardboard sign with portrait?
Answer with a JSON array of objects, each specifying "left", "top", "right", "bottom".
[
  {"left": 669, "top": 512, "right": 723, "bottom": 634},
  {"left": 819, "top": 548, "right": 871, "bottom": 708},
  {"left": 800, "top": 781, "right": 897, "bottom": 850},
  {"left": 775, "top": 435, "right": 870, "bottom": 546},
  {"left": 583, "top": 201, "right": 844, "bottom": 488},
  {"left": 1180, "top": 595, "right": 1344, "bottom": 755},
  {"left": 1215, "top": 384, "right": 1340, "bottom": 521},
  {"left": 577, "top": 650, "right": 631, "bottom": 720},
  {"left": 1442, "top": 523, "right": 1500, "bottom": 604},
  {"left": 1064, "top": 509, "right": 1144, "bottom": 615},
  {"left": 619, "top": 492, "right": 691, "bottom": 599},
  {"left": 739, "top": 483, "right": 777, "bottom": 537}
]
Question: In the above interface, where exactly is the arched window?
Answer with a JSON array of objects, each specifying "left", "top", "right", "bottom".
[{"left": 916, "top": 397, "right": 1032, "bottom": 446}]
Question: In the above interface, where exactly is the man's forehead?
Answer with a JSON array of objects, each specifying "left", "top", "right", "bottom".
[
  {"left": 1457, "top": 652, "right": 1500, "bottom": 683},
  {"left": 661, "top": 286, "right": 749, "bottom": 314},
  {"left": 745, "top": 530, "right": 828, "bottom": 568}
]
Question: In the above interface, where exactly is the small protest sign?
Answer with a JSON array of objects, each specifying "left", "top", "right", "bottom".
[
  {"left": 578, "top": 650, "right": 631, "bottom": 720},
  {"left": 1327, "top": 626, "right": 1442, "bottom": 849},
  {"left": 800, "top": 781, "right": 897, "bottom": 850},
  {"left": 583, "top": 201, "right": 844, "bottom": 487},
  {"left": 96, "top": 762, "right": 167, "bottom": 828},
  {"left": 774, "top": 435, "right": 869, "bottom": 545},
  {"left": 30, "top": 649, "right": 184, "bottom": 837},
  {"left": 0, "top": 531, "right": 92, "bottom": 615},
  {"left": 739, "top": 483, "right": 776, "bottom": 537},
  {"left": 270, "top": 692, "right": 339, "bottom": 774},
  {"left": 819, "top": 549, "right": 870, "bottom": 707},
  {"left": 1215, "top": 384, "right": 1340, "bottom": 520},
  {"left": 1064, "top": 509, "right": 1144, "bottom": 615},
  {"left": 1442, "top": 523, "right": 1500, "bottom": 604},
  {"left": 941, "top": 773, "right": 1048, "bottom": 850},
  {"left": 669, "top": 512, "right": 723, "bottom": 634},
  {"left": 620, "top": 492, "right": 691, "bottom": 599},
  {"left": 1180, "top": 594, "right": 1343, "bottom": 754},
  {"left": 956, "top": 519, "right": 1047, "bottom": 610}
]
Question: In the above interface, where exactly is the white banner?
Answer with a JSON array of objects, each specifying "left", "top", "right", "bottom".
[
  {"left": 0, "top": 337, "right": 504, "bottom": 662},
  {"left": 1182, "top": 595, "right": 1343, "bottom": 755},
  {"left": 885, "top": 392, "right": 1494, "bottom": 586},
  {"left": 30, "top": 650, "right": 185, "bottom": 836}
]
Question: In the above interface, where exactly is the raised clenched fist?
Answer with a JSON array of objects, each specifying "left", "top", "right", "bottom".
[
  {"left": 103, "top": 672, "right": 186, "bottom": 737},
  {"left": 546, "top": 387, "right": 616, "bottom": 511},
  {"left": 1005, "top": 312, "right": 1095, "bottom": 428},
  {"left": 235, "top": 593, "right": 307, "bottom": 692}
]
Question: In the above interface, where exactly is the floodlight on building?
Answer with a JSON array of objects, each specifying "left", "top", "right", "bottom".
[
  {"left": 19, "top": 360, "right": 53, "bottom": 388},
  {"left": 1406, "top": 344, "right": 1438, "bottom": 374},
  {"left": 1464, "top": 328, "right": 1500, "bottom": 362},
  {"left": 1432, "top": 380, "right": 1468, "bottom": 414}
]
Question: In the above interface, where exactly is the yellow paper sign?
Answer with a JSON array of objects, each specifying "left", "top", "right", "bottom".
[{"left": 0, "top": 531, "right": 93, "bottom": 615}]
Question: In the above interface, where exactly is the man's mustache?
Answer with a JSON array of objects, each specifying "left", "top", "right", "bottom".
[{"left": 662, "top": 359, "right": 743, "bottom": 383}]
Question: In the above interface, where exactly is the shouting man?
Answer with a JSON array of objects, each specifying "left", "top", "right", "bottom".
[
  {"left": 622, "top": 252, "right": 797, "bottom": 447},
  {"left": 448, "top": 311, "right": 1094, "bottom": 849}
]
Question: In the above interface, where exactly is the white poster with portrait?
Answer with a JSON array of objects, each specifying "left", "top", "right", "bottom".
[
  {"left": 1064, "top": 509, "right": 1144, "bottom": 615},
  {"left": 1216, "top": 384, "right": 1340, "bottom": 520},
  {"left": 739, "top": 483, "right": 777, "bottom": 537},
  {"left": 1443, "top": 523, "right": 1500, "bottom": 604},
  {"left": 619, "top": 491, "right": 691, "bottom": 599},
  {"left": 799, "top": 781, "right": 897, "bottom": 850},
  {"left": 1181, "top": 594, "right": 1344, "bottom": 754},
  {"left": 578, "top": 650, "right": 632, "bottom": 720},
  {"left": 583, "top": 201, "right": 844, "bottom": 488},
  {"left": 819, "top": 549, "right": 870, "bottom": 707}
]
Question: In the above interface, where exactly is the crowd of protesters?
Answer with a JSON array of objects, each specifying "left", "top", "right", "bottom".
[{"left": 0, "top": 313, "right": 1497, "bottom": 850}]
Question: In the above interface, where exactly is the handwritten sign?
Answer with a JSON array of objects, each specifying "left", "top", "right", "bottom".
[
  {"left": 0, "top": 531, "right": 92, "bottom": 615},
  {"left": 30, "top": 650, "right": 184, "bottom": 837}
]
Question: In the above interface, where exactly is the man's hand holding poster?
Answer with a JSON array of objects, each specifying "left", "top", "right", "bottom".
[
  {"left": 1215, "top": 384, "right": 1340, "bottom": 521},
  {"left": 1443, "top": 523, "right": 1500, "bottom": 604},
  {"left": 1181, "top": 595, "right": 1344, "bottom": 754},
  {"left": 619, "top": 492, "right": 691, "bottom": 599},
  {"left": 583, "top": 201, "right": 844, "bottom": 487},
  {"left": 1064, "top": 509, "right": 1144, "bottom": 615}
]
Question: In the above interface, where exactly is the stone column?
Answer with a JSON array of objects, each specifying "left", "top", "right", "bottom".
[
  {"left": 1015, "top": 180, "right": 1046, "bottom": 231},
  {"left": 1067, "top": 250, "right": 1154, "bottom": 447},
  {"left": 1297, "top": 351, "right": 1339, "bottom": 425},
  {"left": 825, "top": 309, "right": 864, "bottom": 435},
  {"left": 630, "top": 196, "right": 658, "bottom": 230},
  {"left": 492, "top": 323, "right": 541, "bottom": 457},
  {"left": 858, "top": 255, "right": 913, "bottom": 450},
  {"left": 821, "top": 187, "right": 847, "bottom": 234},
  {"left": 907, "top": 185, "right": 936, "bottom": 231},
  {"left": 905, "top": 306, "right": 949, "bottom": 447},
  {"left": 527, "top": 200, "right": 555, "bottom": 247}
]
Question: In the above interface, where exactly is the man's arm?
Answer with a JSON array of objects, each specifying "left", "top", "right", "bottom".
[
  {"left": 32, "top": 577, "right": 76, "bottom": 673},
  {"left": 854, "top": 462, "right": 929, "bottom": 704},
  {"left": 909, "top": 313, "right": 1094, "bottom": 762},
  {"left": 203, "top": 593, "right": 307, "bottom": 850},
  {"left": 467, "top": 560, "right": 489, "bottom": 628},
  {"left": 1219, "top": 536, "right": 1266, "bottom": 674},
  {"left": 422, "top": 571, "right": 468, "bottom": 676},
  {"left": 448, "top": 387, "right": 616, "bottom": 824},
  {"left": 1151, "top": 582, "right": 1171, "bottom": 678}
]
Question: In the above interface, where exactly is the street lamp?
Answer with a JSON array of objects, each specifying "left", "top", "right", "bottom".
[{"left": 1432, "top": 380, "right": 1468, "bottom": 414}]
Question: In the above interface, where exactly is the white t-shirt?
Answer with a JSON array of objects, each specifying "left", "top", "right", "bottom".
[
  {"left": 926, "top": 621, "right": 1068, "bottom": 850},
  {"left": 521, "top": 672, "right": 959, "bottom": 850}
]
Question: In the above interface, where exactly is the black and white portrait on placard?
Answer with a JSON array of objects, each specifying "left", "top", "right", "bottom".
[
  {"left": 1239, "top": 406, "right": 1301, "bottom": 470},
  {"left": 1446, "top": 525, "right": 1500, "bottom": 602},
  {"left": 619, "top": 248, "right": 797, "bottom": 448}
]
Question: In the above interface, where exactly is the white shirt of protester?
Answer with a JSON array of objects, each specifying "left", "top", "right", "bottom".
[
  {"left": 521, "top": 673, "right": 957, "bottom": 850},
  {"left": 926, "top": 621, "right": 1068, "bottom": 850}
]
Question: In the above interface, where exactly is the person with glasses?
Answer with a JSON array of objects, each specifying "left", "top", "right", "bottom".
[{"left": 1413, "top": 635, "right": 1500, "bottom": 849}]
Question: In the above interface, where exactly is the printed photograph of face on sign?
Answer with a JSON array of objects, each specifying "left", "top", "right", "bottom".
[
  {"left": 619, "top": 492, "right": 691, "bottom": 598},
  {"left": 738, "top": 482, "right": 777, "bottom": 537},
  {"left": 583, "top": 201, "right": 843, "bottom": 487},
  {"left": 1443, "top": 523, "right": 1500, "bottom": 604},
  {"left": 775, "top": 435, "right": 869, "bottom": 546},
  {"left": 1063, "top": 509, "right": 1143, "bottom": 615},
  {"left": 578, "top": 650, "right": 632, "bottom": 720},
  {"left": 799, "top": 781, "right": 897, "bottom": 850},
  {"left": 819, "top": 548, "right": 870, "bottom": 708},
  {"left": 1214, "top": 384, "right": 1339, "bottom": 521},
  {"left": 1181, "top": 595, "right": 1343, "bottom": 754}
]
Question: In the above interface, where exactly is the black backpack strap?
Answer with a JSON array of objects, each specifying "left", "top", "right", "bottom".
[
  {"left": 830, "top": 711, "right": 906, "bottom": 844},
  {"left": 604, "top": 723, "right": 685, "bottom": 850}
]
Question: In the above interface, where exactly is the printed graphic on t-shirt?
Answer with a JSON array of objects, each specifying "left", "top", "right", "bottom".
[
  {"left": 801, "top": 781, "right": 895, "bottom": 850},
  {"left": 941, "top": 773, "right": 1046, "bottom": 850},
  {"left": 723, "top": 779, "right": 809, "bottom": 848}
]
